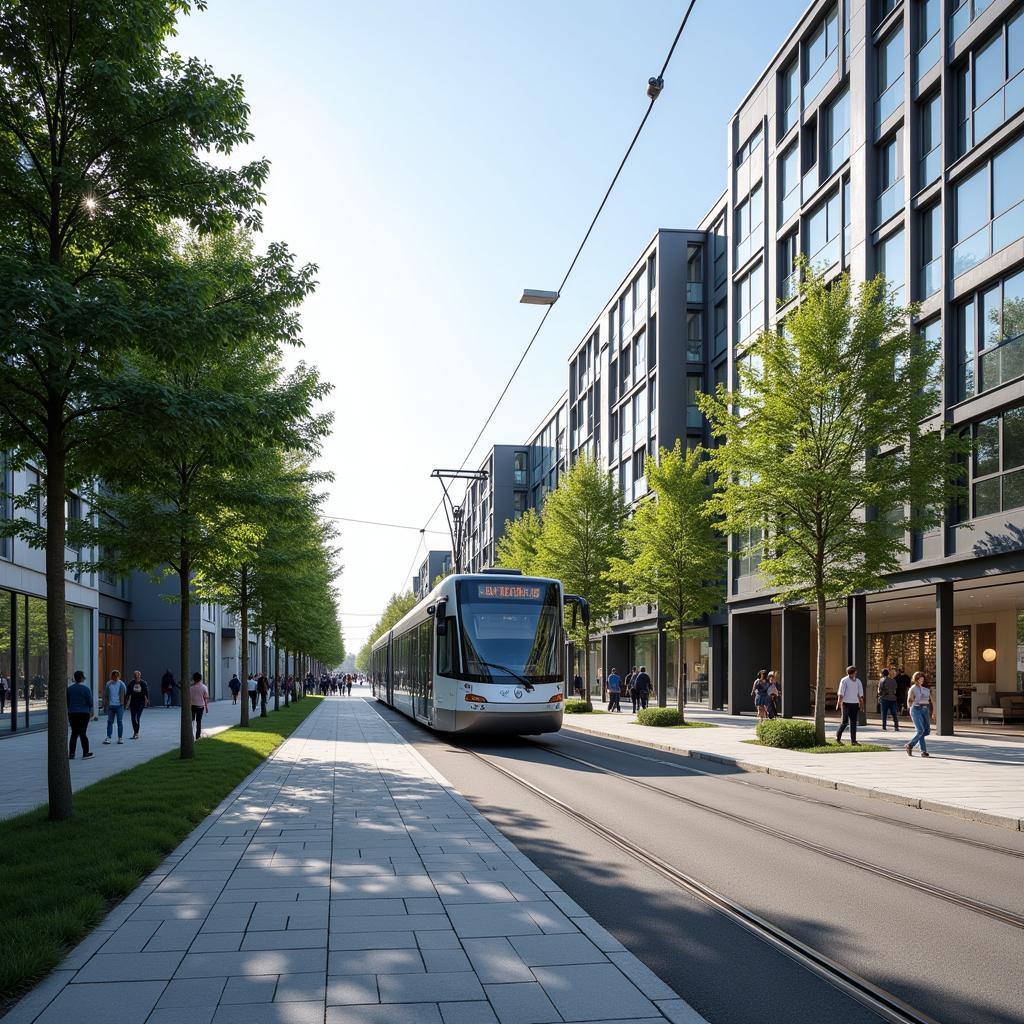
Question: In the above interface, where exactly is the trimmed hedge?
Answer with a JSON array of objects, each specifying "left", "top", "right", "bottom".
[
  {"left": 564, "top": 699, "right": 592, "bottom": 714},
  {"left": 636, "top": 707, "right": 685, "bottom": 727},
  {"left": 755, "top": 718, "right": 816, "bottom": 748}
]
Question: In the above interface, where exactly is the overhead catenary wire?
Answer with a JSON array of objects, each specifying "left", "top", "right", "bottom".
[
  {"left": 401, "top": 0, "right": 701, "bottom": 573},
  {"left": 322, "top": 514, "right": 448, "bottom": 535}
]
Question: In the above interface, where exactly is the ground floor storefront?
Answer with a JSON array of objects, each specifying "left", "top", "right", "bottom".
[{"left": 728, "top": 570, "right": 1024, "bottom": 737}]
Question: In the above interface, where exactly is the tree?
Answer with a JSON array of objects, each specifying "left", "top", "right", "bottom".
[
  {"left": 495, "top": 509, "right": 542, "bottom": 575},
  {"left": 356, "top": 591, "right": 416, "bottom": 673},
  {"left": 535, "top": 455, "right": 626, "bottom": 711},
  {"left": 0, "top": 0, "right": 267, "bottom": 819},
  {"left": 608, "top": 442, "right": 724, "bottom": 721},
  {"left": 698, "top": 266, "right": 967, "bottom": 742},
  {"left": 87, "top": 231, "right": 329, "bottom": 758}
]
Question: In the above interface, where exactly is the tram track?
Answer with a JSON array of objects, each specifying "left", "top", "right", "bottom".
[
  {"left": 459, "top": 743, "right": 941, "bottom": 1024},
  {"left": 517, "top": 735, "right": 1024, "bottom": 932},
  {"left": 555, "top": 730, "right": 1024, "bottom": 862}
]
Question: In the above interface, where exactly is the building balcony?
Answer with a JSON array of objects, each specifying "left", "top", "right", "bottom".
[
  {"left": 915, "top": 34, "right": 941, "bottom": 84},
  {"left": 875, "top": 74, "right": 904, "bottom": 129},
  {"left": 919, "top": 146, "right": 941, "bottom": 190},
  {"left": 979, "top": 331, "right": 1024, "bottom": 393},
  {"left": 876, "top": 177, "right": 905, "bottom": 227},
  {"left": 972, "top": 71, "right": 1024, "bottom": 148},
  {"left": 952, "top": 198, "right": 1024, "bottom": 276},
  {"left": 803, "top": 51, "right": 837, "bottom": 108},
  {"left": 950, "top": 0, "right": 996, "bottom": 45},
  {"left": 780, "top": 184, "right": 800, "bottom": 224},
  {"left": 920, "top": 256, "right": 942, "bottom": 299}
]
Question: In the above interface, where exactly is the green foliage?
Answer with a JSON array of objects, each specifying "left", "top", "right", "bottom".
[
  {"left": 563, "top": 699, "right": 593, "bottom": 714},
  {"left": 0, "top": 697, "right": 322, "bottom": 1003},
  {"left": 636, "top": 707, "right": 686, "bottom": 727},
  {"left": 699, "top": 265, "right": 968, "bottom": 741},
  {"left": 356, "top": 590, "right": 418, "bottom": 672},
  {"left": 495, "top": 508, "right": 542, "bottom": 575},
  {"left": 754, "top": 718, "right": 816, "bottom": 748}
]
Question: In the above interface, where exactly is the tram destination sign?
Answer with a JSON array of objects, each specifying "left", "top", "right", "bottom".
[{"left": 475, "top": 583, "right": 544, "bottom": 601}]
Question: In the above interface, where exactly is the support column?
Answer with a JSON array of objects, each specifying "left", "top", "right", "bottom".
[
  {"left": 710, "top": 623, "right": 727, "bottom": 710},
  {"left": 847, "top": 594, "right": 867, "bottom": 724},
  {"left": 780, "top": 606, "right": 811, "bottom": 718},
  {"left": 935, "top": 581, "right": 955, "bottom": 736},
  {"left": 728, "top": 611, "right": 771, "bottom": 714}
]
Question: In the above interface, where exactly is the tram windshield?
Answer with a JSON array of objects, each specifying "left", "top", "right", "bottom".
[{"left": 456, "top": 580, "right": 562, "bottom": 684}]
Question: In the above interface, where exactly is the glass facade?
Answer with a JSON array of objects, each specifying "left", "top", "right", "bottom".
[
  {"left": 0, "top": 590, "right": 92, "bottom": 732},
  {"left": 665, "top": 627, "right": 711, "bottom": 706}
]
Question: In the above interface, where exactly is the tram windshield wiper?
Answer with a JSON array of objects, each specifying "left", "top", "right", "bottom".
[{"left": 472, "top": 660, "right": 535, "bottom": 692}]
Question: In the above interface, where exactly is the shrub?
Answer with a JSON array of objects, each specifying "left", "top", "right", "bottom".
[
  {"left": 564, "top": 699, "right": 592, "bottom": 714},
  {"left": 636, "top": 707, "right": 685, "bottom": 727},
  {"left": 755, "top": 718, "right": 816, "bottom": 748}
]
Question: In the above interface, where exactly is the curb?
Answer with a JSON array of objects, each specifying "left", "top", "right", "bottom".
[{"left": 561, "top": 719, "right": 1024, "bottom": 832}]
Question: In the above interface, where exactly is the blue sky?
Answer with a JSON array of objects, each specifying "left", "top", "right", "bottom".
[{"left": 173, "top": 0, "right": 809, "bottom": 653}]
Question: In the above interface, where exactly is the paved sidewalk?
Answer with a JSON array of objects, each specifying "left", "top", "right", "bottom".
[
  {"left": 0, "top": 699, "right": 262, "bottom": 821},
  {"left": 3, "top": 697, "right": 707, "bottom": 1024},
  {"left": 562, "top": 706, "right": 1024, "bottom": 830}
]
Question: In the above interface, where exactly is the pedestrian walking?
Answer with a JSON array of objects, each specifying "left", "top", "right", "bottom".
[
  {"left": 835, "top": 665, "right": 864, "bottom": 745},
  {"left": 103, "top": 669, "right": 127, "bottom": 744},
  {"left": 228, "top": 673, "right": 241, "bottom": 704},
  {"left": 347, "top": 677, "right": 352, "bottom": 696},
  {"left": 189, "top": 672, "right": 209, "bottom": 739},
  {"left": 905, "top": 671, "right": 934, "bottom": 757},
  {"left": 633, "top": 666, "right": 652, "bottom": 710},
  {"left": 894, "top": 666, "right": 912, "bottom": 719},
  {"left": 572, "top": 672, "right": 583, "bottom": 698},
  {"left": 247, "top": 673, "right": 259, "bottom": 712},
  {"left": 751, "top": 669, "right": 770, "bottom": 720},
  {"left": 257, "top": 674, "right": 268, "bottom": 717},
  {"left": 0, "top": 673, "right": 9, "bottom": 715},
  {"left": 766, "top": 671, "right": 780, "bottom": 718},
  {"left": 161, "top": 668, "right": 174, "bottom": 708},
  {"left": 624, "top": 668, "right": 637, "bottom": 713},
  {"left": 606, "top": 668, "right": 622, "bottom": 712},
  {"left": 877, "top": 668, "right": 900, "bottom": 732},
  {"left": 67, "top": 670, "right": 94, "bottom": 759},
  {"left": 127, "top": 670, "right": 149, "bottom": 739}
]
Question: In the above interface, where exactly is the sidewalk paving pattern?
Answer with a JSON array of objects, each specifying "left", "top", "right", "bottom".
[
  {"left": 562, "top": 707, "right": 1024, "bottom": 830},
  {"left": 3, "top": 698, "right": 707, "bottom": 1024},
  {"left": 0, "top": 700, "right": 249, "bottom": 821}
]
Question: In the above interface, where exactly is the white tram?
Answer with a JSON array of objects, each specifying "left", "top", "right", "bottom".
[{"left": 370, "top": 571, "right": 586, "bottom": 735}]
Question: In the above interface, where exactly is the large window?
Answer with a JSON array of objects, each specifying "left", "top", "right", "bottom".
[
  {"left": 919, "top": 92, "right": 942, "bottom": 188},
  {"left": 807, "top": 190, "right": 841, "bottom": 270},
  {"left": 737, "top": 526, "right": 764, "bottom": 577},
  {"left": 713, "top": 218, "right": 727, "bottom": 284},
  {"left": 952, "top": 134, "right": 1024, "bottom": 275},
  {"left": 916, "top": 0, "right": 941, "bottom": 81},
  {"left": 513, "top": 451, "right": 527, "bottom": 486},
  {"left": 920, "top": 203, "right": 942, "bottom": 298},
  {"left": 970, "top": 405, "right": 1024, "bottom": 517},
  {"left": 714, "top": 301, "right": 727, "bottom": 356},
  {"left": 202, "top": 630, "right": 214, "bottom": 698},
  {"left": 779, "top": 143, "right": 801, "bottom": 223},
  {"left": 959, "top": 266, "right": 1024, "bottom": 397},
  {"left": 876, "top": 228, "right": 906, "bottom": 306},
  {"left": 734, "top": 184, "right": 763, "bottom": 266},
  {"left": 781, "top": 57, "right": 800, "bottom": 135},
  {"left": 804, "top": 7, "right": 839, "bottom": 106},
  {"left": 957, "top": 11, "right": 1024, "bottom": 153},
  {"left": 780, "top": 231, "right": 800, "bottom": 301},
  {"left": 0, "top": 455, "right": 11, "bottom": 560},
  {"left": 826, "top": 88, "right": 850, "bottom": 174},
  {"left": 687, "top": 311, "right": 703, "bottom": 362},
  {"left": 736, "top": 125, "right": 764, "bottom": 168},
  {"left": 877, "top": 128, "right": 905, "bottom": 225},
  {"left": 736, "top": 263, "right": 764, "bottom": 342},
  {"left": 877, "top": 26, "right": 905, "bottom": 126},
  {"left": 686, "top": 375, "right": 703, "bottom": 429},
  {"left": 687, "top": 244, "right": 704, "bottom": 302}
]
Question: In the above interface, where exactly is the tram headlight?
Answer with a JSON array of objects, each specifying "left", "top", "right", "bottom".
[
  {"left": 464, "top": 693, "right": 488, "bottom": 703},
  {"left": 547, "top": 693, "right": 564, "bottom": 703}
]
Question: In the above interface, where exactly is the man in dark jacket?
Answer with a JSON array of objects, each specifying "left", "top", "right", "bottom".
[
  {"left": 161, "top": 669, "right": 175, "bottom": 708},
  {"left": 67, "top": 670, "right": 94, "bottom": 759},
  {"left": 632, "top": 666, "right": 653, "bottom": 710}
]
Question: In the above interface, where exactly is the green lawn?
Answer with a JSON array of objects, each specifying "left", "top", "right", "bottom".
[
  {"left": 742, "top": 739, "right": 888, "bottom": 753},
  {"left": 0, "top": 696, "right": 323, "bottom": 1006}
]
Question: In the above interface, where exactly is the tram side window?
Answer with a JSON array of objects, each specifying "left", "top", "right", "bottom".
[
  {"left": 437, "top": 620, "right": 458, "bottom": 677},
  {"left": 419, "top": 621, "right": 433, "bottom": 694}
]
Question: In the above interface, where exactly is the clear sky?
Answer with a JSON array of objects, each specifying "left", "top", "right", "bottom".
[{"left": 172, "top": 0, "right": 809, "bottom": 657}]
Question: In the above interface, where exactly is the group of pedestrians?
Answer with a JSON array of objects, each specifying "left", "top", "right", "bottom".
[
  {"left": 603, "top": 666, "right": 653, "bottom": 713},
  {"left": 751, "top": 669, "right": 781, "bottom": 719},
  {"left": 833, "top": 664, "right": 935, "bottom": 755},
  {"left": 315, "top": 673, "right": 356, "bottom": 696}
]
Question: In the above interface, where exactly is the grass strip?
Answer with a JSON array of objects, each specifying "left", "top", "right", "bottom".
[
  {"left": 742, "top": 739, "right": 888, "bottom": 753},
  {"left": 0, "top": 696, "right": 323, "bottom": 1005}
]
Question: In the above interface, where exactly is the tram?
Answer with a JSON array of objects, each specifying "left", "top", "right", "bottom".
[{"left": 370, "top": 570, "right": 587, "bottom": 735}]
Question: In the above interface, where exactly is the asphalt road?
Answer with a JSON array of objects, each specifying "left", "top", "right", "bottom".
[{"left": 369, "top": 700, "right": 1024, "bottom": 1024}]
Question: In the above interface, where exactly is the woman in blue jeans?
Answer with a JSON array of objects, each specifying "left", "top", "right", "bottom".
[{"left": 906, "top": 671, "right": 934, "bottom": 757}]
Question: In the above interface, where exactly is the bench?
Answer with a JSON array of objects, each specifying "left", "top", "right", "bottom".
[{"left": 977, "top": 697, "right": 1024, "bottom": 724}]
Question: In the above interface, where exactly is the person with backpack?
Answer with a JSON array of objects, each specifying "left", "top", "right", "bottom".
[
  {"left": 102, "top": 669, "right": 127, "bottom": 744},
  {"left": 632, "top": 666, "right": 652, "bottom": 710},
  {"left": 161, "top": 668, "right": 175, "bottom": 708},
  {"left": 606, "top": 668, "right": 622, "bottom": 712},
  {"left": 878, "top": 668, "right": 899, "bottom": 732},
  {"left": 67, "top": 670, "right": 94, "bottom": 760},
  {"left": 228, "top": 673, "right": 241, "bottom": 705},
  {"left": 126, "top": 670, "right": 149, "bottom": 739}
]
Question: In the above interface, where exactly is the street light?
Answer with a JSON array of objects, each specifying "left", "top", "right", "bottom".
[{"left": 520, "top": 289, "right": 559, "bottom": 306}]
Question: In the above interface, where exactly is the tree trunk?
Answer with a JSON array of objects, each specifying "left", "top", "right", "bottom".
[
  {"left": 583, "top": 631, "right": 593, "bottom": 713},
  {"left": 814, "top": 589, "right": 828, "bottom": 744},
  {"left": 239, "top": 566, "right": 249, "bottom": 727},
  {"left": 45, "top": 429, "right": 74, "bottom": 821},
  {"left": 178, "top": 552, "right": 194, "bottom": 759},
  {"left": 675, "top": 632, "right": 686, "bottom": 723},
  {"left": 284, "top": 646, "right": 289, "bottom": 706},
  {"left": 273, "top": 626, "right": 280, "bottom": 711}
]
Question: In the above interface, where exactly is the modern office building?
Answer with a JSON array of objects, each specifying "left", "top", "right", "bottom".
[
  {"left": 723, "top": 0, "right": 1024, "bottom": 734},
  {"left": 413, "top": 550, "right": 453, "bottom": 600}
]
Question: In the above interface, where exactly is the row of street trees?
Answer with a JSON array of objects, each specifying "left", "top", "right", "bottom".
[
  {"left": 500, "top": 266, "right": 967, "bottom": 740},
  {"left": 0, "top": 1, "right": 342, "bottom": 819}
]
